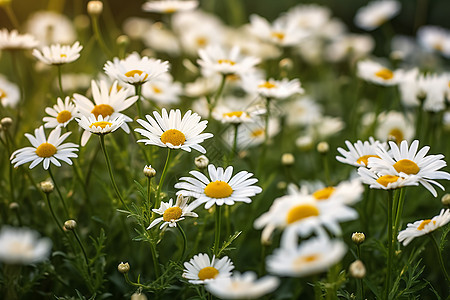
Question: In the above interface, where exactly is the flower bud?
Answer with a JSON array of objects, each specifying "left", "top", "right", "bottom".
[
  {"left": 9, "top": 202, "right": 19, "bottom": 210},
  {"left": 40, "top": 180, "right": 54, "bottom": 194},
  {"left": 116, "top": 35, "right": 130, "bottom": 47},
  {"left": 442, "top": 193, "right": 450, "bottom": 206},
  {"left": 131, "top": 293, "right": 148, "bottom": 300},
  {"left": 352, "top": 232, "right": 365, "bottom": 245},
  {"left": 317, "top": 141, "right": 329, "bottom": 154},
  {"left": 87, "top": 0, "right": 103, "bottom": 16},
  {"left": 276, "top": 181, "right": 287, "bottom": 190},
  {"left": 118, "top": 262, "right": 130, "bottom": 274},
  {"left": 279, "top": 58, "right": 293, "bottom": 71},
  {"left": 64, "top": 220, "right": 77, "bottom": 231},
  {"left": 143, "top": 165, "right": 156, "bottom": 178},
  {"left": 1, "top": 117, "right": 13, "bottom": 129},
  {"left": 194, "top": 155, "right": 209, "bottom": 169},
  {"left": 349, "top": 260, "right": 366, "bottom": 278},
  {"left": 281, "top": 153, "right": 295, "bottom": 166}
]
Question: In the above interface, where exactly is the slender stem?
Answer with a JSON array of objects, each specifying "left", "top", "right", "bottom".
[
  {"left": 48, "top": 167, "right": 70, "bottom": 218},
  {"left": 155, "top": 148, "right": 172, "bottom": 209},
  {"left": 257, "top": 97, "right": 271, "bottom": 176},
  {"left": 72, "top": 229, "right": 92, "bottom": 276},
  {"left": 3, "top": 4, "right": 20, "bottom": 29},
  {"left": 429, "top": 234, "right": 450, "bottom": 284},
  {"left": 208, "top": 74, "right": 226, "bottom": 119},
  {"left": 322, "top": 153, "right": 331, "bottom": 186},
  {"left": 147, "top": 177, "right": 152, "bottom": 209},
  {"left": 393, "top": 188, "right": 405, "bottom": 240},
  {"left": 214, "top": 205, "right": 222, "bottom": 255},
  {"left": 134, "top": 84, "right": 143, "bottom": 119},
  {"left": 99, "top": 134, "right": 129, "bottom": 210},
  {"left": 228, "top": 123, "right": 239, "bottom": 165},
  {"left": 90, "top": 15, "right": 113, "bottom": 57},
  {"left": 123, "top": 273, "right": 148, "bottom": 288},
  {"left": 385, "top": 190, "right": 394, "bottom": 300},
  {"left": 57, "top": 65, "right": 64, "bottom": 96},
  {"left": 45, "top": 193, "right": 65, "bottom": 235},
  {"left": 177, "top": 224, "right": 187, "bottom": 261},
  {"left": 149, "top": 240, "right": 161, "bottom": 278}
]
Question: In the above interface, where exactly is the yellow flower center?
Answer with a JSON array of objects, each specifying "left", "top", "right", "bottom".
[
  {"left": 226, "top": 74, "right": 240, "bottom": 81},
  {"left": 196, "top": 37, "right": 207, "bottom": 46},
  {"left": 35, "top": 142, "right": 57, "bottom": 158},
  {"left": 160, "top": 129, "right": 186, "bottom": 146},
  {"left": 393, "top": 159, "right": 420, "bottom": 175},
  {"left": 91, "top": 104, "right": 115, "bottom": 118},
  {"left": 356, "top": 155, "right": 380, "bottom": 166},
  {"left": 433, "top": 42, "right": 443, "bottom": 52},
  {"left": 376, "top": 175, "right": 400, "bottom": 187},
  {"left": 271, "top": 31, "right": 285, "bottom": 41},
  {"left": 312, "top": 187, "right": 335, "bottom": 201},
  {"left": 0, "top": 88, "right": 7, "bottom": 99},
  {"left": 124, "top": 69, "right": 148, "bottom": 80},
  {"left": 56, "top": 110, "right": 72, "bottom": 124},
  {"left": 223, "top": 111, "right": 244, "bottom": 118},
  {"left": 89, "top": 121, "right": 112, "bottom": 129},
  {"left": 294, "top": 254, "right": 320, "bottom": 267},
  {"left": 417, "top": 219, "right": 436, "bottom": 231},
  {"left": 258, "top": 81, "right": 277, "bottom": 89},
  {"left": 60, "top": 54, "right": 67, "bottom": 58},
  {"left": 162, "top": 206, "right": 183, "bottom": 222},
  {"left": 197, "top": 267, "right": 219, "bottom": 280},
  {"left": 204, "top": 181, "right": 233, "bottom": 199},
  {"left": 251, "top": 129, "right": 264, "bottom": 138},
  {"left": 374, "top": 68, "right": 394, "bottom": 80},
  {"left": 286, "top": 204, "right": 320, "bottom": 224},
  {"left": 152, "top": 86, "right": 162, "bottom": 94},
  {"left": 388, "top": 128, "right": 404, "bottom": 143},
  {"left": 217, "top": 59, "right": 236, "bottom": 65},
  {"left": 163, "top": 7, "right": 176, "bottom": 13}
]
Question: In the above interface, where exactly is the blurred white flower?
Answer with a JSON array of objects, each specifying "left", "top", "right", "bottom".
[
  {"left": 0, "top": 75, "right": 20, "bottom": 108},
  {"left": 375, "top": 111, "right": 415, "bottom": 143},
  {"left": 32, "top": 41, "right": 83, "bottom": 65},
  {"left": 0, "top": 29, "right": 39, "bottom": 50},
  {"left": 142, "top": 0, "right": 198, "bottom": 14},
  {"left": 25, "top": 11, "right": 76, "bottom": 45},
  {"left": 354, "top": 0, "right": 401, "bottom": 31}
]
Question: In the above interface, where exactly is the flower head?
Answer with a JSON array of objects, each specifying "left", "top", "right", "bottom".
[
  {"left": 43, "top": 96, "right": 79, "bottom": 128},
  {"left": 0, "top": 29, "right": 39, "bottom": 50},
  {"left": 357, "top": 59, "right": 402, "bottom": 85},
  {"left": 0, "top": 75, "right": 20, "bottom": 108},
  {"left": 142, "top": 0, "right": 198, "bottom": 14},
  {"left": 183, "top": 253, "right": 234, "bottom": 284},
  {"left": 76, "top": 114, "right": 125, "bottom": 136},
  {"left": 148, "top": 194, "right": 199, "bottom": 230},
  {"left": 336, "top": 137, "right": 386, "bottom": 167},
  {"left": 354, "top": 0, "right": 401, "bottom": 31},
  {"left": 32, "top": 41, "right": 83, "bottom": 65}
]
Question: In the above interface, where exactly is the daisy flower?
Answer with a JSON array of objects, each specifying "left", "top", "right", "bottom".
[
  {"left": 183, "top": 253, "right": 234, "bottom": 284},
  {"left": 76, "top": 114, "right": 125, "bottom": 136},
  {"left": 357, "top": 59, "right": 402, "bottom": 86},
  {"left": 104, "top": 52, "right": 169, "bottom": 85},
  {"left": 367, "top": 140, "right": 450, "bottom": 196},
  {"left": 375, "top": 111, "right": 415, "bottom": 143},
  {"left": 142, "top": 0, "right": 198, "bottom": 14},
  {"left": 284, "top": 96, "right": 322, "bottom": 126},
  {"left": 10, "top": 126, "right": 79, "bottom": 170},
  {"left": 235, "top": 118, "right": 280, "bottom": 149},
  {"left": 417, "top": 25, "right": 450, "bottom": 58},
  {"left": 32, "top": 41, "right": 83, "bottom": 65},
  {"left": 243, "top": 77, "right": 304, "bottom": 100},
  {"left": 0, "top": 29, "right": 39, "bottom": 50},
  {"left": 354, "top": 0, "right": 401, "bottom": 31},
  {"left": 25, "top": 11, "right": 76, "bottom": 45},
  {"left": 336, "top": 137, "right": 386, "bottom": 167},
  {"left": 212, "top": 96, "right": 265, "bottom": 124},
  {"left": 0, "top": 226, "right": 52, "bottom": 265},
  {"left": 205, "top": 271, "right": 280, "bottom": 299},
  {"left": 147, "top": 194, "right": 199, "bottom": 230},
  {"left": 135, "top": 108, "right": 213, "bottom": 153},
  {"left": 398, "top": 209, "right": 450, "bottom": 246},
  {"left": 43, "top": 96, "right": 79, "bottom": 128},
  {"left": 197, "top": 45, "right": 261, "bottom": 76},
  {"left": 357, "top": 167, "right": 419, "bottom": 190},
  {"left": 141, "top": 73, "right": 182, "bottom": 105},
  {"left": 266, "top": 236, "right": 347, "bottom": 277},
  {"left": 0, "top": 75, "right": 20, "bottom": 108},
  {"left": 175, "top": 164, "right": 262, "bottom": 209}
]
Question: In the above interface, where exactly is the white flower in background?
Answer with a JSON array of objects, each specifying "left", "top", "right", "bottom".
[
  {"left": 77, "top": 114, "right": 125, "bottom": 137},
  {"left": 142, "top": 22, "right": 180, "bottom": 56},
  {"left": 255, "top": 78, "right": 304, "bottom": 99},
  {"left": 183, "top": 253, "right": 234, "bottom": 284},
  {"left": 141, "top": 73, "right": 182, "bottom": 105},
  {"left": 184, "top": 75, "right": 222, "bottom": 98},
  {"left": 175, "top": 164, "right": 262, "bottom": 209},
  {"left": 398, "top": 209, "right": 450, "bottom": 246},
  {"left": 284, "top": 96, "right": 322, "bottom": 127},
  {"left": 354, "top": 0, "right": 401, "bottom": 31},
  {"left": 205, "top": 271, "right": 280, "bottom": 299},
  {"left": 10, "top": 126, "right": 79, "bottom": 170},
  {"left": 0, "top": 29, "right": 39, "bottom": 50},
  {"left": 104, "top": 52, "right": 169, "bottom": 85},
  {"left": 197, "top": 45, "right": 260, "bottom": 76},
  {"left": 212, "top": 95, "right": 265, "bottom": 124},
  {"left": 336, "top": 137, "right": 386, "bottom": 167},
  {"left": 25, "top": 11, "right": 76, "bottom": 45},
  {"left": 357, "top": 166, "right": 419, "bottom": 190},
  {"left": 0, "top": 75, "right": 20, "bottom": 108},
  {"left": 397, "top": 68, "right": 421, "bottom": 107},
  {"left": 417, "top": 25, "right": 450, "bottom": 58},
  {"left": 55, "top": 73, "right": 91, "bottom": 92},
  {"left": 148, "top": 194, "right": 199, "bottom": 230},
  {"left": 357, "top": 59, "right": 402, "bottom": 86},
  {"left": 122, "top": 17, "right": 153, "bottom": 40},
  {"left": 43, "top": 96, "right": 79, "bottom": 128},
  {"left": 224, "top": 28, "right": 281, "bottom": 60},
  {"left": 32, "top": 41, "right": 83, "bottom": 65},
  {"left": 235, "top": 118, "right": 280, "bottom": 149},
  {"left": 283, "top": 4, "right": 332, "bottom": 33},
  {"left": 142, "top": 0, "right": 198, "bottom": 14},
  {"left": 324, "top": 34, "right": 375, "bottom": 63},
  {"left": 307, "top": 115, "right": 345, "bottom": 140},
  {"left": 375, "top": 111, "right": 415, "bottom": 143},
  {"left": 0, "top": 226, "right": 52, "bottom": 265},
  {"left": 135, "top": 108, "right": 213, "bottom": 153},
  {"left": 367, "top": 140, "right": 450, "bottom": 196},
  {"left": 266, "top": 236, "right": 347, "bottom": 277}
]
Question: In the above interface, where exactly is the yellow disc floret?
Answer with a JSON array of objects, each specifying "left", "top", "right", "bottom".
[
  {"left": 294, "top": 254, "right": 320, "bottom": 268},
  {"left": 376, "top": 175, "right": 400, "bottom": 187},
  {"left": 91, "top": 104, "right": 115, "bottom": 118},
  {"left": 356, "top": 155, "right": 379, "bottom": 166},
  {"left": 393, "top": 159, "right": 420, "bottom": 175},
  {"left": 198, "top": 266, "right": 219, "bottom": 280},
  {"left": 258, "top": 81, "right": 277, "bottom": 89},
  {"left": 286, "top": 204, "right": 320, "bottom": 224},
  {"left": 124, "top": 69, "right": 148, "bottom": 81},
  {"left": 160, "top": 129, "right": 186, "bottom": 146},
  {"left": 204, "top": 181, "right": 233, "bottom": 199},
  {"left": 271, "top": 32, "right": 285, "bottom": 41},
  {"left": 56, "top": 110, "right": 72, "bottom": 124},
  {"left": 89, "top": 121, "right": 112, "bottom": 129},
  {"left": 388, "top": 128, "right": 404, "bottom": 143},
  {"left": 163, "top": 206, "right": 183, "bottom": 222},
  {"left": 36, "top": 143, "right": 57, "bottom": 158},
  {"left": 417, "top": 219, "right": 436, "bottom": 231},
  {"left": 217, "top": 59, "right": 236, "bottom": 65},
  {"left": 223, "top": 111, "right": 244, "bottom": 118},
  {"left": 374, "top": 68, "right": 394, "bottom": 80},
  {"left": 0, "top": 88, "right": 7, "bottom": 99},
  {"left": 313, "top": 187, "right": 335, "bottom": 200}
]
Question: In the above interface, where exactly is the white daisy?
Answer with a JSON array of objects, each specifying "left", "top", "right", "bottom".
[
  {"left": 25, "top": 11, "right": 76, "bottom": 45},
  {"left": 266, "top": 236, "right": 347, "bottom": 277},
  {"left": 367, "top": 140, "right": 450, "bottom": 196},
  {"left": 0, "top": 226, "right": 52, "bottom": 265},
  {"left": 183, "top": 253, "right": 234, "bottom": 284},
  {"left": 142, "top": 0, "right": 198, "bottom": 14},
  {"left": 354, "top": 0, "right": 401, "bottom": 31},
  {"left": 205, "top": 271, "right": 280, "bottom": 299},
  {"left": 0, "top": 75, "right": 20, "bottom": 108},
  {"left": 147, "top": 194, "right": 199, "bottom": 230},
  {"left": 104, "top": 52, "right": 169, "bottom": 85},
  {"left": 32, "top": 41, "right": 83, "bottom": 65},
  {"left": 417, "top": 25, "right": 450, "bottom": 58},
  {"left": 197, "top": 45, "right": 260, "bottom": 76},
  {"left": 284, "top": 96, "right": 322, "bottom": 127},
  {"left": 76, "top": 114, "right": 125, "bottom": 136},
  {"left": 0, "top": 29, "right": 39, "bottom": 50},
  {"left": 141, "top": 73, "right": 182, "bottom": 105},
  {"left": 43, "top": 96, "right": 79, "bottom": 128},
  {"left": 336, "top": 137, "right": 386, "bottom": 167},
  {"left": 284, "top": 4, "right": 332, "bottom": 33},
  {"left": 398, "top": 209, "right": 450, "bottom": 246},
  {"left": 212, "top": 96, "right": 264, "bottom": 124},
  {"left": 357, "top": 167, "right": 419, "bottom": 190},
  {"left": 175, "top": 164, "right": 262, "bottom": 209},
  {"left": 243, "top": 77, "right": 304, "bottom": 100},
  {"left": 375, "top": 111, "right": 415, "bottom": 143},
  {"left": 324, "top": 33, "right": 375, "bottom": 63},
  {"left": 236, "top": 118, "right": 280, "bottom": 149},
  {"left": 184, "top": 75, "right": 222, "bottom": 98},
  {"left": 135, "top": 108, "right": 213, "bottom": 153},
  {"left": 10, "top": 126, "right": 79, "bottom": 170},
  {"left": 357, "top": 59, "right": 402, "bottom": 86}
]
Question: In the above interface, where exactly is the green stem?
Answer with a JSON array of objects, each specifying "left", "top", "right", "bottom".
[
  {"left": 147, "top": 177, "right": 152, "bottom": 209},
  {"left": 429, "top": 234, "right": 450, "bottom": 284},
  {"left": 228, "top": 123, "right": 239, "bottom": 165},
  {"left": 99, "top": 134, "right": 129, "bottom": 210},
  {"left": 149, "top": 240, "right": 161, "bottom": 278},
  {"left": 57, "top": 65, "right": 64, "bottom": 96},
  {"left": 177, "top": 224, "right": 187, "bottom": 261},
  {"left": 385, "top": 190, "right": 394, "bottom": 300},
  {"left": 3, "top": 4, "right": 20, "bottom": 29},
  {"left": 134, "top": 84, "right": 143, "bottom": 119},
  {"left": 48, "top": 167, "right": 70, "bottom": 218},
  {"left": 214, "top": 205, "right": 222, "bottom": 255},
  {"left": 257, "top": 97, "right": 271, "bottom": 176},
  {"left": 393, "top": 188, "right": 405, "bottom": 240},
  {"left": 72, "top": 229, "right": 92, "bottom": 276},
  {"left": 322, "top": 153, "right": 331, "bottom": 186},
  {"left": 155, "top": 148, "right": 172, "bottom": 209},
  {"left": 123, "top": 273, "right": 148, "bottom": 289},
  {"left": 208, "top": 74, "right": 226, "bottom": 119},
  {"left": 90, "top": 15, "right": 112, "bottom": 57},
  {"left": 45, "top": 193, "right": 65, "bottom": 235}
]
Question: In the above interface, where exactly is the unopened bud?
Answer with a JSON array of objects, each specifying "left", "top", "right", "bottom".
[
  {"left": 349, "top": 260, "right": 366, "bottom": 278},
  {"left": 1, "top": 117, "right": 13, "bottom": 128},
  {"left": 9, "top": 202, "right": 19, "bottom": 210},
  {"left": 442, "top": 193, "right": 450, "bottom": 206},
  {"left": 194, "top": 155, "right": 209, "bottom": 169},
  {"left": 352, "top": 232, "right": 365, "bottom": 245},
  {"left": 143, "top": 165, "right": 156, "bottom": 178},
  {"left": 118, "top": 262, "right": 130, "bottom": 274},
  {"left": 87, "top": 1, "right": 103, "bottom": 16},
  {"left": 317, "top": 141, "right": 329, "bottom": 154},
  {"left": 64, "top": 220, "right": 77, "bottom": 231},
  {"left": 116, "top": 35, "right": 130, "bottom": 47},
  {"left": 281, "top": 153, "right": 295, "bottom": 166},
  {"left": 40, "top": 180, "right": 54, "bottom": 193},
  {"left": 131, "top": 292, "right": 148, "bottom": 300},
  {"left": 279, "top": 58, "right": 293, "bottom": 71},
  {"left": 277, "top": 181, "right": 287, "bottom": 190}
]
